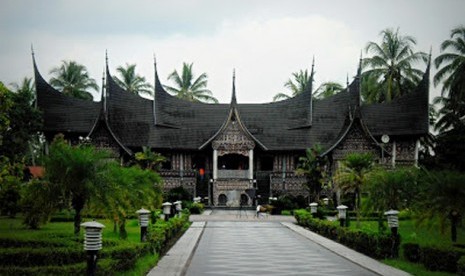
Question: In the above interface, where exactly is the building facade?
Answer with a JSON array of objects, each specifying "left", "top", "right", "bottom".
[{"left": 33, "top": 55, "right": 429, "bottom": 207}]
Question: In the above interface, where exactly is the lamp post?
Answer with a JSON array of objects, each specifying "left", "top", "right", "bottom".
[
  {"left": 162, "top": 202, "right": 172, "bottom": 221},
  {"left": 174, "top": 201, "right": 182, "bottom": 217},
  {"left": 323, "top": 198, "right": 329, "bottom": 206},
  {"left": 337, "top": 205, "right": 348, "bottom": 227},
  {"left": 81, "top": 221, "right": 105, "bottom": 276},
  {"left": 384, "top": 209, "right": 400, "bottom": 257},
  {"left": 310, "top": 202, "right": 318, "bottom": 216},
  {"left": 136, "top": 208, "right": 150, "bottom": 242},
  {"left": 384, "top": 210, "right": 399, "bottom": 235},
  {"left": 209, "top": 179, "right": 213, "bottom": 206}
]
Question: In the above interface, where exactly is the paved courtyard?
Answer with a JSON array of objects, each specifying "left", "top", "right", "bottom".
[
  {"left": 148, "top": 210, "right": 409, "bottom": 276},
  {"left": 185, "top": 221, "right": 377, "bottom": 276}
]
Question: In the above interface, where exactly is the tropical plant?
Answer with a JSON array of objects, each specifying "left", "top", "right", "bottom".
[
  {"left": 0, "top": 82, "right": 13, "bottom": 146},
  {"left": 363, "top": 28, "right": 428, "bottom": 102},
  {"left": 134, "top": 146, "right": 166, "bottom": 171},
  {"left": 434, "top": 26, "right": 465, "bottom": 102},
  {"left": 10, "top": 77, "right": 35, "bottom": 102},
  {"left": 114, "top": 63, "right": 153, "bottom": 97},
  {"left": 415, "top": 170, "right": 465, "bottom": 243},
  {"left": 273, "top": 69, "right": 312, "bottom": 101},
  {"left": 313, "top": 81, "right": 344, "bottom": 99},
  {"left": 296, "top": 144, "right": 328, "bottom": 202},
  {"left": 44, "top": 135, "right": 113, "bottom": 235},
  {"left": 333, "top": 152, "right": 374, "bottom": 225},
  {"left": 364, "top": 167, "right": 420, "bottom": 212},
  {"left": 0, "top": 80, "right": 42, "bottom": 162},
  {"left": 49, "top": 60, "right": 98, "bottom": 100},
  {"left": 163, "top": 62, "right": 218, "bottom": 103}
]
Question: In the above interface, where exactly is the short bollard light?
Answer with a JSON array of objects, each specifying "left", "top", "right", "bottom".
[
  {"left": 81, "top": 221, "right": 105, "bottom": 276},
  {"left": 136, "top": 208, "right": 151, "bottom": 242},
  {"left": 323, "top": 198, "right": 329, "bottom": 206},
  {"left": 384, "top": 209, "right": 400, "bottom": 257},
  {"left": 174, "top": 200, "right": 182, "bottom": 217},
  {"left": 337, "top": 205, "right": 348, "bottom": 227},
  {"left": 162, "top": 202, "right": 172, "bottom": 221},
  {"left": 309, "top": 202, "right": 318, "bottom": 216},
  {"left": 193, "top": 196, "right": 201, "bottom": 203},
  {"left": 384, "top": 209, "right": 400, "bottom": 235}
]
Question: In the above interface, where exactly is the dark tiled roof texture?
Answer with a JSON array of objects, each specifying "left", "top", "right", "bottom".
[{"left": 35, "top": 60, "right": 429, "bottom": 152}]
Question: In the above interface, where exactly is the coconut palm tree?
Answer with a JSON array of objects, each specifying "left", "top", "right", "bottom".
[
  {"left": 163, "top": 62, "right": 218, "bottom": 103},
  {"left": 273, "top": 69, "right": 312, "bottom": 101},
  {"left": 313, "top": 81, "right": 344, "bottom": 99},
  {"left": 49, "top": 61, "right": 98, "bottom": 101},
  {"left": 434, "top": 26, "right": 465, "bottom": 102},
  {"left": 363, "top": 28, "right": 428, "bottom": 102},
  {"left": 114, "top": 63, "right": 153, "bottom": 96}
]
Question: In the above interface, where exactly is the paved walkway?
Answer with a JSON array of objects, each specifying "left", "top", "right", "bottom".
[{"left": 148, "top": 210, "right": 410, "bottom": 276}]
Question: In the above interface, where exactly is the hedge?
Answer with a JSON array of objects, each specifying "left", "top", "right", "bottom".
[
  {"left": 421, "top": 245, "right": 465, "bottom": 273},
  {"left": 0, "top": 214, "right": 190, "bottom": 275},
  {"left": 402, "top": 242, "right": 465, "bottom": 273},
  {"left": 295, "top": 209, "right": 398, "bottom": 259},
  {"left": 458, "top": 255, "right": 465, "bottom": 276}
]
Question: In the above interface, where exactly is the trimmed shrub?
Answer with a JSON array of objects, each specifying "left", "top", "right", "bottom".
[
  {"left": 189, "top": 202, "right": 204, "bottom": 214},
  {"left": 403, "top": 243, "right": 421, "bottom": 262},
  {"left": 0, "top": 258, "right": 117, "bottom": 275},
  {"left": 294, "top": 209, "right": 398, "bottom": 259},
  {"left": 420, "top": 245, "right": 465, "bottom": 273}
]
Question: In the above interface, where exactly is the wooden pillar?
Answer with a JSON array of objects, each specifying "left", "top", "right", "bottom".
[
  {"left": 391, "top": 141, "right": 396, "bottom": 168},
  {"left": 213, "top": 149, "right": 218, "bottom": 180},
  {"left": 249, "top": 149, "right": 253, "bottom": 180}
]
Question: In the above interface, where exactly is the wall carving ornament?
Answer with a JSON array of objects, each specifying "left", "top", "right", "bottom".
[{"left": 212, "top": 121, "right": 255, "bottom": 156}]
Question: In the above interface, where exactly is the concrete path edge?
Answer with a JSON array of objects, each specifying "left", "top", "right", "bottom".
[
  {"left": 147, "top": 221, "right": 206, "bottom": 276},
  {"left": 281, "top": 222, "right": 410, "bottom": 276}
]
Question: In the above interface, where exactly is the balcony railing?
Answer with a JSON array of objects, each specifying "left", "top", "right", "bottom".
[{"left": 217, "top": 169, "right": 249, "bottom": 179}]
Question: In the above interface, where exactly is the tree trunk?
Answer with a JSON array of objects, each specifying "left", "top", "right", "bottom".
[
  {"left": 72, "top": 196, "right": 85, "bottom": 236},
  {"left": 450, "top": 212, "right": 459, "bottom": 243},
  {"left": 119, "top": 218, "right": 127, "bottom": 240}
]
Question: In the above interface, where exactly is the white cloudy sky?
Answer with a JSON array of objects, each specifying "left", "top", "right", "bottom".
[{"left": 1, "top": 0, "right": 464, "bottom": 103}]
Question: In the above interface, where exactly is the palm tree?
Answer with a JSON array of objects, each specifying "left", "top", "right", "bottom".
[
  {"left": 333, "top": 153, "right": 374, "bottom": 226},
  {"left": 416, "top": 170, "right": 465, "bottom": 243},
  {"left": 434, "top": 26, "right": 465, "bottom": 102},
  {"left": 273, "top": 69, "right": 311, "bottom": 101},
  {"left": 11, "top": 77, "right": 35, "bottom": 95},
  {"left": 163, "top": 62, "right": 218, "bottom": 103},
  {"left": 114, "top": 63, "right": 153, "bottom": 97},
  {"left": 135, "top": 146, "right": 166, "bottom": 171},
  {"left": 313, "top": 81, "right": 344, "bottom": 99},
  {"left": 296, "top": 144, "right": 328, "bottom": 202},
  {"left": 49, "top": 60, "right": 98, "bottom": 101},
  {"left": 363, "top": 28, "right": 428, "bottom": 102}
]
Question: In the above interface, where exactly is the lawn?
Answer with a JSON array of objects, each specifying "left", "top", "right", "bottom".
[
  {"left": 0, "top": 215, "right": 187, "bottom": 275},
  {"left": 347, "top": 218, "right": 465, "bottom": 276}
]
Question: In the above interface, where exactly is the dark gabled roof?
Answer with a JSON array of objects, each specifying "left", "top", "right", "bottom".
[
  {"left": 34, "top": 55, "right": 429, "bottom": 153},
  {"left": 362, "top": 67, "right": 430, "bottom": 136},
  {"left": 33, "top": 56, "right": 100, "bottom": 134}
]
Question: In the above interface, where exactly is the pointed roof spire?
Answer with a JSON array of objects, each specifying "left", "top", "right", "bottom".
[
  {"left": 310, "top": 55, "right": 315, "bottom": 91},
  {"left": 357, "top": 50, "right": 363, "bottom": 77},
  {"left": 231, "top": 68, "right": 237, "bottom": 105},
  {"left": 153, "top": 53, "right": 158, "bottom": 125},
  {"left": 105, "top": 49, "right": 109, "bottom": 70},
  {"left": 31, "top": 44, "right": 35, "bottom": 57},
  {"left": 346, "top": 73, "right": 349, "bottom": 89}
]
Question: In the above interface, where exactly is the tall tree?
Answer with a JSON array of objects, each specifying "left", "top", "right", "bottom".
[
  {"left": 114, "top": 63, "right": 153, "bottom": 97},
  {"left": 49, "top": 60, "right": 98, "bottom": 101},
  {"left": 0, "top": 79, "right": 42, "bottom": 162},
  {"left": 273, "top": 69, "right": 311, "bottom": 101},
  {"left": 333, "top": 153, "right": 374, "bottom": 225},
  {"left": 313, "top": 81, "right": 343, "bottom": 99},
  {"left": 363, "top": 28, "right": 428, "bottom": 102},
  {"left": 164, "top": 62, "right": 218, "bottom": 103},
  {"left": 296, "top": 144, "right": 328, "bottom": 202},
  {"left": 434, "top": 26, "right": 465, "bottom": 102},
  {"left": 415, "top": 170, "right": 465, "bottom": 243}
]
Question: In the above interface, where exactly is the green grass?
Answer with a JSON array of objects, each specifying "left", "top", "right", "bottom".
[
  {"left": 0, "top": 216, "right": 159, "bottom": 275},
  {"left": 346, "top": 218, "right": 465, "bottom": 275}
]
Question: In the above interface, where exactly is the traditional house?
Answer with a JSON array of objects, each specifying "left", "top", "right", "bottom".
[{"left": 33, "top": 54, "right": 429, "bottom": 207}]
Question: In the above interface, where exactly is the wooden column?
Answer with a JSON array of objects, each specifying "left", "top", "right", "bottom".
[
  {"left": 249, "top": 149, "right": 254, "bottom": 180},
  {"left": 213, "top": 149, "right": 218, "bottom": 180}
]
